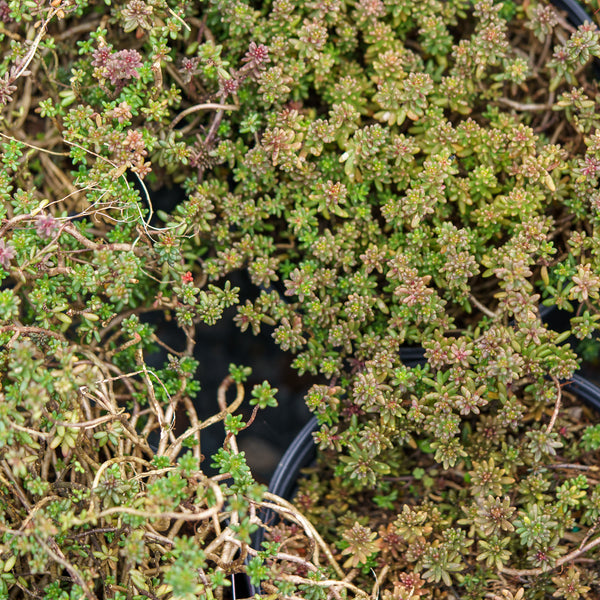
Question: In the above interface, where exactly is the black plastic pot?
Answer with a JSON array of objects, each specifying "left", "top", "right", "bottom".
[
  {"left": 552, "top": 0, "right": 595, "bottom": 26},
  {"left": 243, "top": 373, "right": 600, "bottom": 597},
  {"left": 234, "top": 415, "right": 320, "bottom": 599}
]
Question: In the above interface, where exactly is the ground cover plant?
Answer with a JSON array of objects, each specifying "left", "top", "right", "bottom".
[{"left": 3, "top": 0, "right": 600, "bottom": 598}]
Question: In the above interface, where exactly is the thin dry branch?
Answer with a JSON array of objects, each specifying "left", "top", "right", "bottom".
[
  {"left": 261, "top": 492, "right": 346, "bottom": 580},
  {"left": 166, "top": 376, "right": 245, "bottom": 460},
  {"left": 500, "top": 534, "right": 600, "bottom": 577},
  {"left": 546, "top": 376, "right": 562, "bottom": 435},
  {"left": 169, "top": 102, "right": 239, "bottom": 130}
]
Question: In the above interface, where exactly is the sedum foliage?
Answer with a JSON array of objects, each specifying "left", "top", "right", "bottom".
[{"left": 0, "top": 1, "right": 357, "bottom": 599}]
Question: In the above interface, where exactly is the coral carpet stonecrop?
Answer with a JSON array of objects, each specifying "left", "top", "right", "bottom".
[
  {"left": 201, "top": 0, "right": 600, "bottom": 596},
  {"left": 0, "top": 1, "right": 359, "bottom": 599}
]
